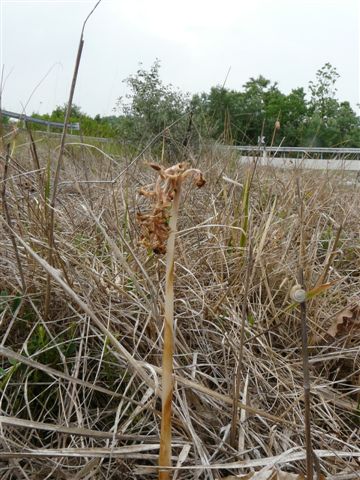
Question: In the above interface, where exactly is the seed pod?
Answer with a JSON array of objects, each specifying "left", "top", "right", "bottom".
[{"left": 290, "top": 284, "right": 306, "bottom": 303}]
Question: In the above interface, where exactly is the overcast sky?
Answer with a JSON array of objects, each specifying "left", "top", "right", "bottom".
[{"left": 0, "top": 0, "right": 359, "bottom": 117}]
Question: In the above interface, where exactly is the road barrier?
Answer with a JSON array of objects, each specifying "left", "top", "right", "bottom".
[{"left": 0, "top": 109, "right": 80, "bottom": 130}]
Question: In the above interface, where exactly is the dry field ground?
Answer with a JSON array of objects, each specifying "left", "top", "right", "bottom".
[{"left": 0, "top": 131, "right": 359, "bottom": 479}]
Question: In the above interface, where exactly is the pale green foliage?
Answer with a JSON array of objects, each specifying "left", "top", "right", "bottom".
[
  {"left": 116, "top": 59, "right": 189, "bottom": 145},
  {"left": 308, "top": 62, "right": 340, "bottom": 118}
]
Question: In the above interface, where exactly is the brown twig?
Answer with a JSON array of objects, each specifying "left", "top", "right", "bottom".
[{"left": 296, "top": 177, "right": 315, "bottom": 480}]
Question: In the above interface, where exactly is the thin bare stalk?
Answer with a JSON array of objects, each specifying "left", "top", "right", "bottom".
[
  {"left": 159, "top": 181, "right": 182, "bottom": 480},
  {"left": 44, "top": 0, "right": 102, "bottom": 319},
  {"left": 26, "top": 125, "right": 43, "bottom": 192},
  {"left": 296, "top": 177, "right": 314, "bottom": 480},
  {"left": 315, "top": 222, "right": 343, "bottom": 288},
  {"left": 137, "top": 163, "right": 205, "bottom": 479},
  {"left": 1, "top": 144, "right": 26, "bottom": 293},
  {"left": 230, "top": 241, "right": 253, "bottom": 448},
  {"left": 297, "top": 267, "right": 313, "bottom": 480},
  {"left": 239, "top": 172, "right": 250, "bottom": 250}
]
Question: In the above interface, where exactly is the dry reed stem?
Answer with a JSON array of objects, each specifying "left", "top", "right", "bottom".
[
  {"left": 230, "top": 241, "right": 253, "bottom": 448},
  {"left": 159, "top": 182, "right": 180, "bottom": 480},
  {"left": 137, "top": 162, "right": 205, "bottom": 479},
  {"left": 296, "top": 178, "right": 316, "bottom": 480},
  {"left": 1, "top": 144, "right": 26, "bottom": 293},
  {"left": 44, "top": 0, "right": 102, "bottom": 321}
]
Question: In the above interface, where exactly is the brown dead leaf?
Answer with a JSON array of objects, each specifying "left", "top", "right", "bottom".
[
  {"left": 327, "top": 303, "right": 360, "bottom": 338},
  {"left": 306, "top": 281, "right": 335, "bottom": 300}
]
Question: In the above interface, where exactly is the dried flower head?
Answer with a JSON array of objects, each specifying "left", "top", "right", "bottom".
[{"left": 137, "top": 162, "right": 205, "bottom": 254}]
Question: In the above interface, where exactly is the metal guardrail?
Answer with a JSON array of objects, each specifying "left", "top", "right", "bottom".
[
  {"left": 2, "top": 121, "right": 359, "bottom": 155},
  {"left": 32, "top": 130, "right": 113, "bottom": 143},
  {"left": 224, "top": 145, "right": 360, "bottom": 155},
  {"left": 0, "top": 109, "right": 80, "bottom": 130}
]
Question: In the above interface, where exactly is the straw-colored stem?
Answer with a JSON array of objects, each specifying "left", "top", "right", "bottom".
[
  {"left": 239, "top": 172, "right": 250, "bottom": 249},
  {"left": 44, "top": 35, "right": 84, "bottom": 321},
  {"left": 159, "top": 181, "right": 182, "bottom": 480},
  {"left": 44, "top": 0, "right": 102, "bottom": 321},
  {"left": 1, "top": 144, "right": 26, "bottom": 293},
  {"left": 230, "top": 241, "right": 253, "bottom": 448}
]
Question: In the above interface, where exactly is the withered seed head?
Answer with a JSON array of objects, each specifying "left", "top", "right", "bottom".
[
  {"left": 195, "top": 173, "right": 206, "bottom": 188},
  {"left": 138, "top": 162, "right": 205, "bottom": 254}
]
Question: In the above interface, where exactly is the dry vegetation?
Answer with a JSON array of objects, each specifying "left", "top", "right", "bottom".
[{"left": 0, "top": 130, "right": 360, "bottom": 479}]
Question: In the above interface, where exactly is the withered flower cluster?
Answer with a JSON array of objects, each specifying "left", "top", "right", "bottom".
[{"left": 137, "top": 162, "right": 205, "bottom": 254}]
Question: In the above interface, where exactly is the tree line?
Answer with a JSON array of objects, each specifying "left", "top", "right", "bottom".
[{"left": 12, "top": 61, "right": 360, "bottom": 148}]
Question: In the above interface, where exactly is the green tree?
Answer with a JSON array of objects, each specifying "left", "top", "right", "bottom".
[
  {"left": 191, "top": 86, "right": 245, "bottom": 142},
  {"left": 304, "top": 63, "right": 360, "bottom": 146},
  {"left": 51, "top": 103, "right": 83, "bottom": 120},
  {"left": 333, "top": 101, "right": 360, "bottom": 146},
  {"left": 271, "top": 88, "right": 308, "bottom": 146},
  {"left": 1, "top": 114, "right": 9, "bottom": 125},
  {"left": 31, "top": 104, "right": 117, "bottom": 138},
  {"left": 115, "top": 59, "right": 189, "bottom": 145},
  {"left": 308, "top": 62, "right": 340, "bottom": 119},
  {"left": 192, "top": 77, "right": 286, "bottom": 145}
]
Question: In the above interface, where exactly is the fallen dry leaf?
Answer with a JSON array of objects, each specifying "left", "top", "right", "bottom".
[{"left": 327, "top": 303, "right": 360, "bottom": 338}]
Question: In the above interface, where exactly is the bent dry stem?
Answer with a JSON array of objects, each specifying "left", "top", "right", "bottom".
[{"left": 137, "top": 162, "right": 205, "bottom": 480}]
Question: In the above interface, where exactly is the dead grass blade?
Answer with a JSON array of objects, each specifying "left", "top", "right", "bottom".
[{"left": 0, "top": 216, "right": 155, "bottom": 388}]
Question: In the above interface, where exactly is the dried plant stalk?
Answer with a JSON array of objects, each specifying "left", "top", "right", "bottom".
[
  {"left": 1, "top": 144, "right": 27, "bottom": 293},
  {"left": 138, "top": 162, "right": 205, "bottom": 480},
  {"left": 295, "top": 178, "right": 316, "bottom": 480},
  {"left": 230, "top": 241, "right": 253, "bottom": 448},
  {"left": 297, "top": 267, "right": 313, "bottom": 480},
  {"left": 159, "top": 182, "right": 180, "bottom": 480},
  {"left": 44, "top": 0, "right": 102, "bottom": 320}
]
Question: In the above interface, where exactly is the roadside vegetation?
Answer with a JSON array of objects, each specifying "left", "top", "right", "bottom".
[
  {"left": 0, "top": 119, "right": 359, "bottom": 477},
  {"left": 25, "top": 61, "right": 360, "bottom": 149}
]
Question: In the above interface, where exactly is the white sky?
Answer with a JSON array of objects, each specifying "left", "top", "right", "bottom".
[{"left": 0, "top": 0, "right": 359, "bottom": 117}]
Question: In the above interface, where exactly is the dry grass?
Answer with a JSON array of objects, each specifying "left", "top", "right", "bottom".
[{"left": 0, "top": 131, "right": 360, "bottom": 479}]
